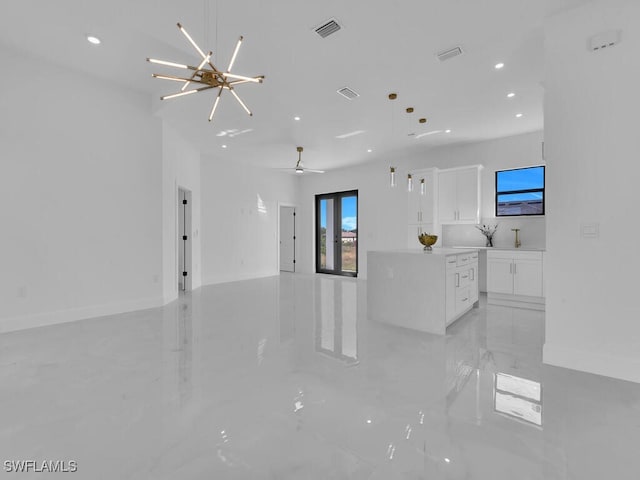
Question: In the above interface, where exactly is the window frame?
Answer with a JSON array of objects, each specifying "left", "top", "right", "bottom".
[{"left": 495, "top": 165, "right": 545, "bottom": 217}]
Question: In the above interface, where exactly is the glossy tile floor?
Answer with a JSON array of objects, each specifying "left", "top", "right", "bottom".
[{"left": 1, "top": 273, "right": 640, "bottom": 479}]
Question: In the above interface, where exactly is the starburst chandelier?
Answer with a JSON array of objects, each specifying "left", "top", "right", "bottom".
[{"left": 147, "top": 23, "right": 264, "bottom": 123}]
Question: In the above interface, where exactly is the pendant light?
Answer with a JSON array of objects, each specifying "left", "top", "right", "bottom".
[
  {"left": 407, "top": 174, "right": 413, "bottom": 192},
  {"left": 420, "top": 178, "right": 426, "bottom": 196},
  {"left": 390, "top": 167, "right": 397, "bottom": 187}
]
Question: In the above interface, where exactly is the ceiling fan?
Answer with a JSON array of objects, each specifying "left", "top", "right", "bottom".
[{"left": 282, "top": 147, "right": 325, "bottom": 174}]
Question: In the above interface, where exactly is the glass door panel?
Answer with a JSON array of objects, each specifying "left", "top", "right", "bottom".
[{"left": 316, "top": 191, "right": 357, "bottom": 277}]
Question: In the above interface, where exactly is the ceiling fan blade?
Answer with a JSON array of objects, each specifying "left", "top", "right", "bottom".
[{"left": 304, "top": 169, "right": 325, "bottom": 174}]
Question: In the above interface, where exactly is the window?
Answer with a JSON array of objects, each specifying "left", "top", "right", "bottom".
[{"left": 495, "top": 166, "right": 545, "bottom": 217}]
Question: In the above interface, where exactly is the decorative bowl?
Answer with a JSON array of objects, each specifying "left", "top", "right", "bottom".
[{"left": 418, "top": 233, "right": 438, "bottom": 251}]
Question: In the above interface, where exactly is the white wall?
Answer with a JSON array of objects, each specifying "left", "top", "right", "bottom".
[
  {"left": 296, "top": 162, "right": 409, "bottom": 279},
  {"left": 0, "top": 46, "right": 164, "bottom": 332},
  {"left": 543, "top": 0, "right": 640, "bottom": 383},
  {"left": 296, "top": 131, "right": 544, "bottom": 279},
  {"left": 200, "top": 158, "right": 297, "bottom": 285},
  {"left": 162, "top": 123, "right": 202, "bottom": 303}
]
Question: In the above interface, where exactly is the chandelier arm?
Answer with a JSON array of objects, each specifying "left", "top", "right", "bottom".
[
  {"left": 229, "top": 88, "right": 252, "bottom": 116},
  {"left": 153, "top": 73, "right": 211, "bottom": 85},
  {"left": 227, "top": 36, "right": 243, "bottom": 73},
  {"left": 161, "top": 86, "right": 215, "bottom": 100},
  {"left": 177, "top": 23, "right": 207, "bottom": 59},
  {"left": 208, "top": 87, "right": 224, "bottom": 122},
  {"left": 222, "top": 73, "right": 264, "bottom": 83}
]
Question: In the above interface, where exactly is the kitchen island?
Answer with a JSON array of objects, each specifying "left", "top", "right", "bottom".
[{"left": 367, "top": 248, "right": 479, "bottom": 335}]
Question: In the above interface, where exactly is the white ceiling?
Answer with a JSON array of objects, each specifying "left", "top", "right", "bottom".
[{"left": 0, "top": 0, "right": 590, "bottom": 171}]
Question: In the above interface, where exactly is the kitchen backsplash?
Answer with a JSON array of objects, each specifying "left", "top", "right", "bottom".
[{"left": 442, "top": 217, "right": 546, "bottom": 249}]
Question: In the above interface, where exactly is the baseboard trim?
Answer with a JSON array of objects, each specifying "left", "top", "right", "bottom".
[
  {"left": 202, "top": 271, "right": 279, "bottom": 286},
  {"left": 0, "top": 296, "right": 166, "bottom": 334},
  {"left": 544, "top": 342, "right": 640, "bottom": 384},
  {"left": 488, "top": 292, "right": 545, "bottom": 311}
]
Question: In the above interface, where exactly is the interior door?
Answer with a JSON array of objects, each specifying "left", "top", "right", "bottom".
[
  {"left": 316, "top": 191, "right": 358, "bottom": 277},
  {"left": 279, "top": 206, "right": 296, "bottom": 272}
]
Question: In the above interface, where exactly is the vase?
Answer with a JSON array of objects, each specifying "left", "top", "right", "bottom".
[{"left": 485, "top": 237, "right": 493, "bottom": 247}]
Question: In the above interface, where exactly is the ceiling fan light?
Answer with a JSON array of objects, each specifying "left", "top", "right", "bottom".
[{"left": 295, "top": 168, "right": 304, "bottom": 174}]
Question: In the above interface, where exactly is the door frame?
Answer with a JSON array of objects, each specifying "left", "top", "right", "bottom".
[
  {"left": 315, "top": 190, "right": 358, "bottom": 277},
  {"left": 278, "top": 202, "right": 297, "bottom": 273}
]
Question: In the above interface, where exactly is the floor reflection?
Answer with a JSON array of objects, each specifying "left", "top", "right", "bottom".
[{"left": 1, "top": 273, "right": 639, "bottom": 479}]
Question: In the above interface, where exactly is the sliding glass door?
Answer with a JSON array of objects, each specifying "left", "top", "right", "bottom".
[{"left": 316, "top": 190, "right": 358, "bottom": 277}]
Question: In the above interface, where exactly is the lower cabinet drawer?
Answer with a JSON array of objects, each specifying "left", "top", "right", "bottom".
[{"left": 456, "top": 286, "right": 471, "bottom": 311}]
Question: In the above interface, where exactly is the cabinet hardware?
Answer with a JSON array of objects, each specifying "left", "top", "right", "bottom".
[
  {"left": 510, "top": 264, "right": 512, "bottom": 274},
  {"left": 470, "top": 268, "right": 475, "bottom": 280},
  {"left": 462, "top": 274, "right": 468, "bottom": 279},
  {"left": 455, "top": 273, "right": 460, "bottom": 287},
  {"left": 514, "top": 263, "right": 517, "bottom": 274},
  {"left": 462, "top": 297, "right": 468, "bottom": 302}
]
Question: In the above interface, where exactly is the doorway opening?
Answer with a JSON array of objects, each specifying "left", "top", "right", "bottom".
[
  {"left": 279, "top": 205, "right": 296, "bottom": 272},
  {"left": 315, "top": 190, "right": 358, "bottom": 277},
  {"left": 178, "top": 188, "right": 192, "bottom": 292}
]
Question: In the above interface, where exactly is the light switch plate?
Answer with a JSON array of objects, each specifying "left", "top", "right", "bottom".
[{"left": 580, "top": 222, "right": 600, "bottom": 239}]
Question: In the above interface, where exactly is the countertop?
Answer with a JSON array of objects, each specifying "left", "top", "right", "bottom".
[
  {"left": 450, "top": 246, "right": 546, "bottom": 252},
  {"left": 368, "top": 247, "right": 479, "bottom": 256}
]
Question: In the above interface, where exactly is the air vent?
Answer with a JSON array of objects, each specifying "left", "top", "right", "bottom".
[
  {"left": 315, "top": 18, "right": 342, "bottom": 38},
  {"left": 337, "top": 86, "right": 359, "bottom": 100},
  {"left": 437, "top": 46, "right": 463, "bottom": 62}
]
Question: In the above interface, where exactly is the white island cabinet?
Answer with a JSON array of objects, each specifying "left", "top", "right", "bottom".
[{"left": 367, "top": 248, "right": 479, "bottom": 335}]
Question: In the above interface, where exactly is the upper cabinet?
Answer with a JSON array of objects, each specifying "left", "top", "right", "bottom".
[
  {"left": 407, "top": 168, "right": 437, "bottom": 247},
  {"left": 437, "top": 165, "right": 482, "bottom": 224}
]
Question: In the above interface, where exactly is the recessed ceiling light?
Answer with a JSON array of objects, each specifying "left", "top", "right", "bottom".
[
  {"left": 294, "top": 116, "right": 301, "bottom": 121},
  {"left": 515, "top": 113, "right": 523, "bottom": 118},
  {"left": 445, "top": 129, "right": 452, "bottom": 133},
  {"left": 494, "top": 62, "right": 505, "bottom": 69},
  {"left": 367, "top": 149, "right": 373, "bottom": 153},
  {"left": 444, "top": 458, "right": 451, "bottom": 463},
  {"left": 222, "top": 144, "right": 228, "bottom": 148},
  {"left": 86, "top": 35, "right": 101, "bottom": 45},
  {"left": 507, "top": 92, "right": 515, "bottom": 98},
  {"left": 366, "top": 419, "right": 372, "bottom": 424}
]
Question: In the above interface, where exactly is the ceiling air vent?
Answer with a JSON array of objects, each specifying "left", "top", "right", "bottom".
[
  {"left": 337, "top": 86, "right": 359, "bottom": 100},
  {"left": 315, "top": 18, "right": 342, "bottom": 38},
  {"left": 437, "top": 46, "right": 463, "bottom": 62}
]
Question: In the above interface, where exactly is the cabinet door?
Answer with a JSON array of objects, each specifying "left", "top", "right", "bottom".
[
  {"left": 456, "top": 167, "right": 480, "bottom": 223},
  {"left": 408, "top": 187, "right": 422, "bottom": 224},
  {"left": 420, "top": 171, "right": 435, "bottom": 224},
  {"left": 445, "top": 268, "right": 457, "bottom": 322},
  {"left": 487, "top": 257, "right": 514, "bottom": 294},
  {"left": 513, "top": 259, "right": 543, "bottom": 297},
  {"left": 438, "top": 170, "right": 457, "bottom": 224},
  {"left": 469, "top": 262, "right": 479, "bottom": 303}
]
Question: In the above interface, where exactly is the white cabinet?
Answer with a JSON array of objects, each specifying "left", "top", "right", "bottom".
[
  {"left": 446, "top": 252, "right": 479, "bottom": 325},
  {"left": 487, "top": 250, "right": 544, "bottom": 310},
  {"left": 407, "top": 168, "right": 437, "bottom": 248},
  {"left": 437, "top": 166, "right": 482, "bottom": 224}
]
